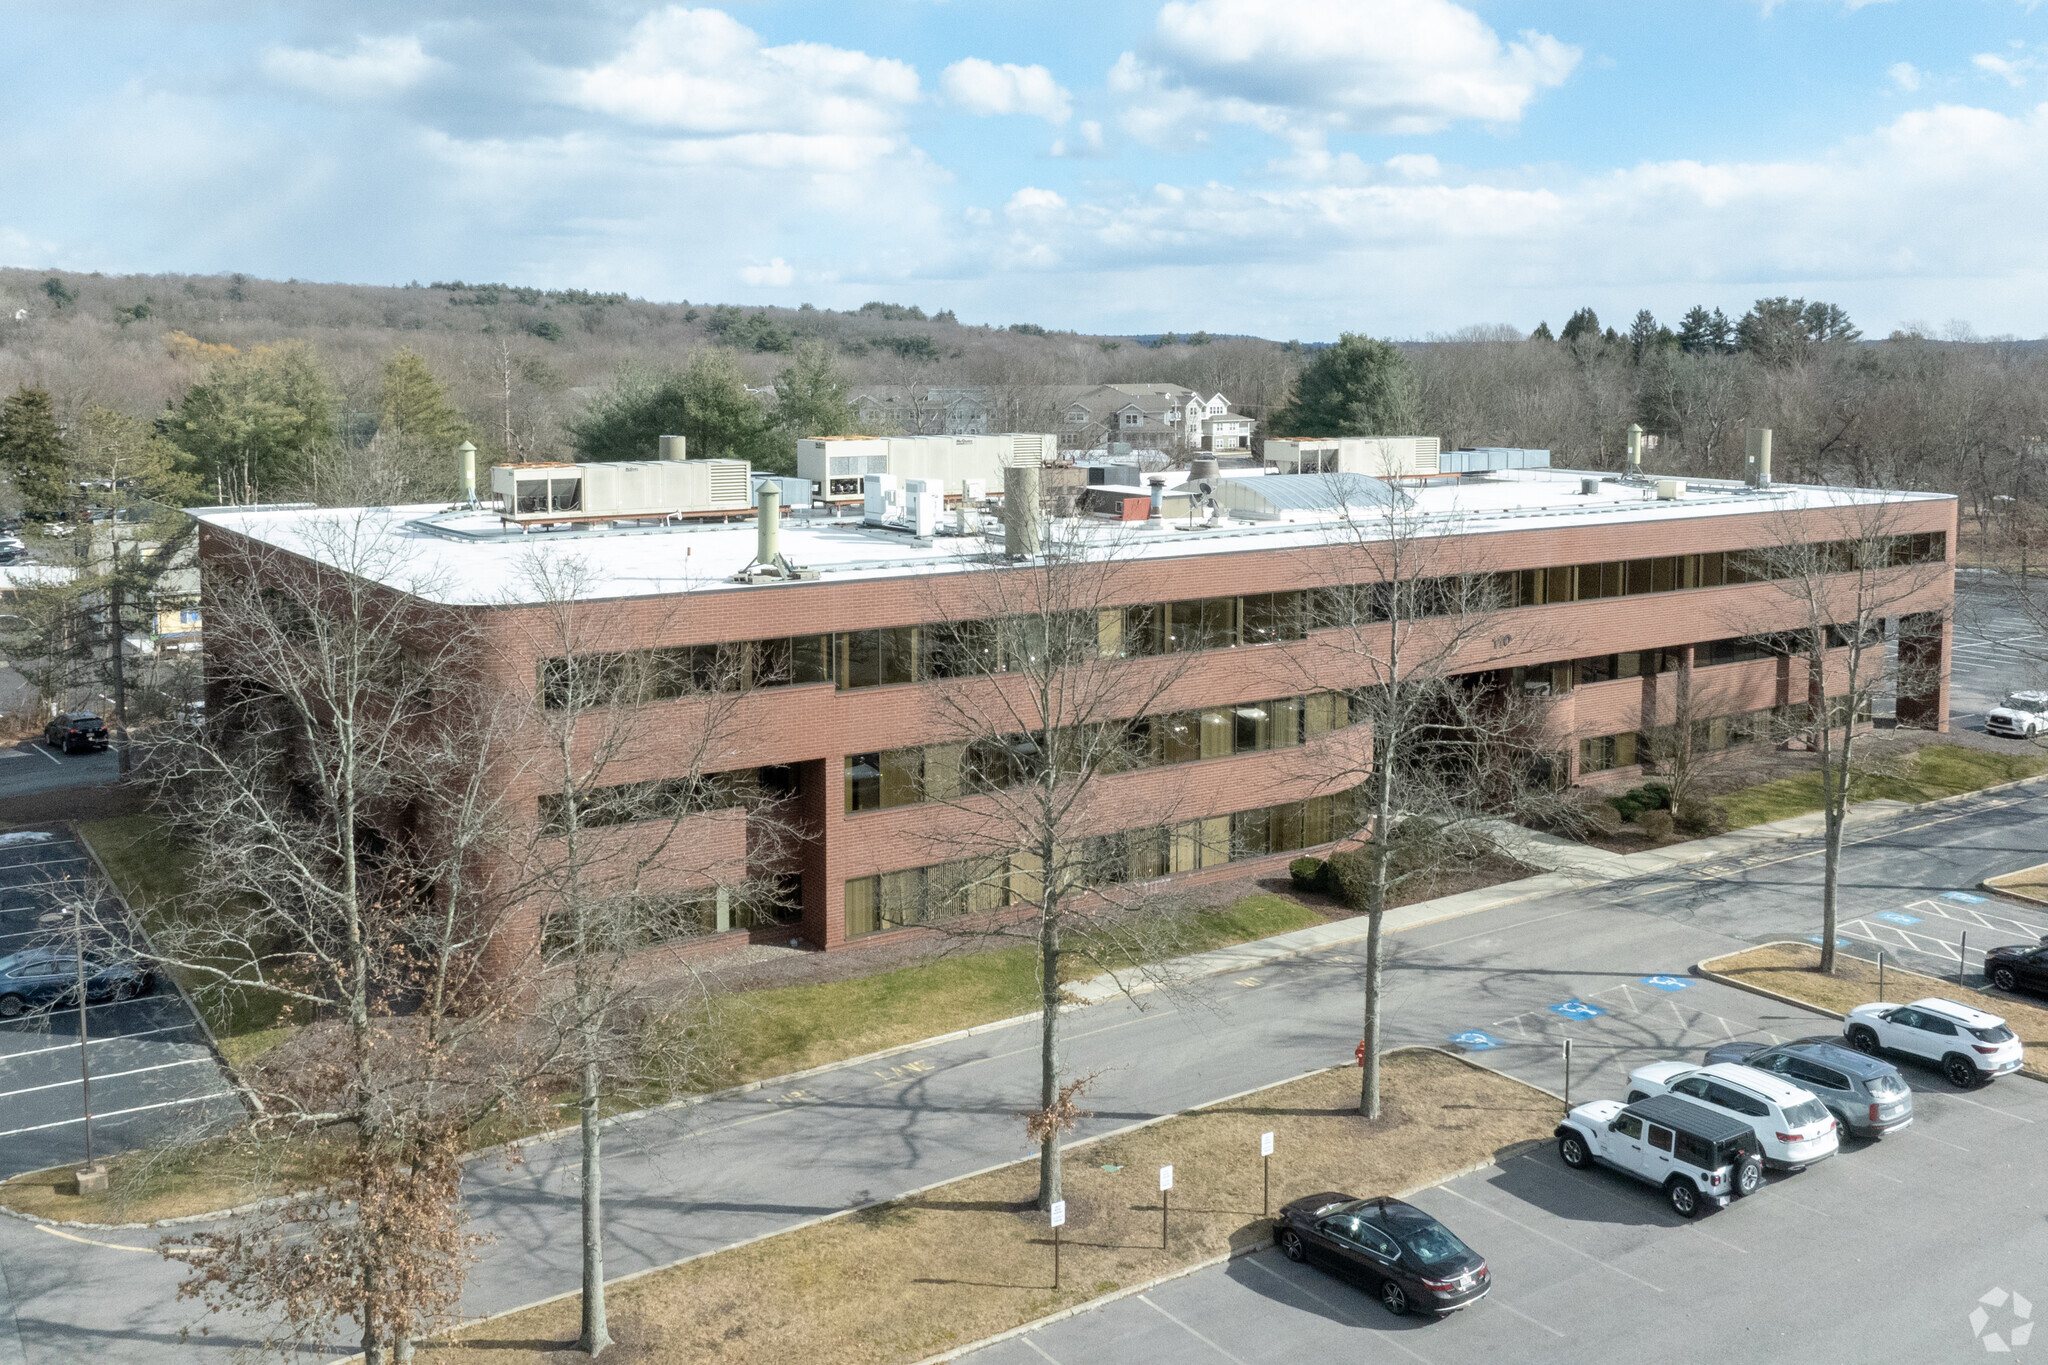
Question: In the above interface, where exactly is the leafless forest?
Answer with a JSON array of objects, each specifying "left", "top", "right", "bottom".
[{"left": 1, "top": 267, "right": 2042, "bottom": 549}]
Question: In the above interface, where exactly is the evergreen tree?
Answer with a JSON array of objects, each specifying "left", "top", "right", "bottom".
[
  {"left": 1272, "top": 333, "right": 1420, "bottom": 437},
  {"left": 67, "top": 405, "right": 201, "bottom": 510},
  {"left": 1627, "top": 309, "right": 1659, "bottom": 363},
  {"left": 1530, "top": 321, "right": 1554, "bottom": 341},
  {"left": 770, "top": 340, "right": 857, "bottom": 441},
  {"left": 1559, "top": 307, "right": 1601, "bottom": 345},
  {"left": 378, "top": 348, "right": 468, "bottom": 450},
  {"left": 572, "top": 350, "right": 780, "bottom": 470},
  {"left": 160, "top": 340, "right": 336, "bottom": 496},
  {"left": 0, "top": 385, "right": 70, "bottom": 519}
]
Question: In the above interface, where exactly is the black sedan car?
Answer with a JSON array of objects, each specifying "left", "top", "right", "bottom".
[
  {"left": 43, "top": 712, "right": 109, "bottom": 753},
  {"left": 1985, "top": 939, "right": 2048, "bottom": 998},
  {"left": 1274, "top": 1193, "right": 1489, "bottom": 1317},
  {"left": 0, "top": 948, "right": 153, "bottom": 1018}
]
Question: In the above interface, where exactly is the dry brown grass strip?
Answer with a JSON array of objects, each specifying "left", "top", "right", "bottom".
[
  {"left": 1703, "top": 941, "right": 2048, "bottom": 1077},
  {"left": 1985, "top": 864, "right": 2048, "bottom": 908},
  {"left": 417, "top": 1049, "right": 1558, "bottom": 1365}
]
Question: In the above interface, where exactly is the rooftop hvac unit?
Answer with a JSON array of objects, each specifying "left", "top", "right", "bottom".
[{"left": 490, "top": 459, "right": 753, "bottom": 525}]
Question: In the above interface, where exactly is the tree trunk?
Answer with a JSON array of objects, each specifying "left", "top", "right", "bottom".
[
  {"left": 1035, "top": 906, "right": 1062, "bottom": 1211},
  {"left": 1359, "top": 906, "right": 1386, "bottom": 1119},
  {"left": 578, "top": 1053, "right": 610, "bottom": 1356},
  {"left": 1359, "top": 750, "right": 1394, "bottom": 1120}
]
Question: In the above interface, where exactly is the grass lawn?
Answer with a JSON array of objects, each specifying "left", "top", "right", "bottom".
[
  {"left": 1986, "top": 862, "right": 2048, "bottom": 908},
  {"left": 1716, "top": 744, "right": 2048, "bottom": 830},
  {"left": 1700, "top": 941, "right": 2048, "bottom": 1078},
  {"left": 417, "top": 1049, "right": 1556, "bottom": 1365},
  {"left": 720, "top": 893, "right": 1324, "bottom": 1085}
]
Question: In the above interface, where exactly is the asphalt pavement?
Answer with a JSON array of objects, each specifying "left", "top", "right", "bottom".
[
  {"left": 3, "top": 779, "right": 2045, "bottom": 1364},
  {"left": 0, "top": 831, "right": 240, "bottom": 1180},
  {"left": 0, "top": 743, "right": 118, "bottom": 803}
]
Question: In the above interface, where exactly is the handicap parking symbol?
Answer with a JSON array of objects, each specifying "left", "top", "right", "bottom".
[
  {"left": 1548, "top": 999, "right": 1606, "bottom": 1020},
  {"left": 1806, "top": 936, "right": 1852, "bottom": 947},
  {"left": 1448, "top": 1030, "right": 1502, "bottom": 1052},
  {"left": 1943, "top": 892, "right": 1987, "bottom": 904},
  {"left": 1640, "top": 975, "right": 1690, "bottom": 992},
  {"left": 1875, "top": 911, "right": 1920, "bottom": 926}
]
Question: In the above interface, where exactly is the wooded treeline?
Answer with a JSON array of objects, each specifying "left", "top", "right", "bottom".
[{"left": 1, "top": 268, "right": 2041, "bottom": 547}]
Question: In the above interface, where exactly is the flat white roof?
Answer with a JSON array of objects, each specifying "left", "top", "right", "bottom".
[{"left": 190, "top": 470, "right": 1950, "bottom": 608}]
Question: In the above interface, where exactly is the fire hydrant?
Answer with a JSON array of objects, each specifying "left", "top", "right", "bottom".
[{"left": 1355, "top": 1040, "right": 1367, "bottom": 1067}]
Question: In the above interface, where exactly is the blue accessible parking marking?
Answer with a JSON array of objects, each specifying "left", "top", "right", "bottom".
[
  {"left": 1875, "top": 911, "right": 1921, "bottom": 926},
  {"left": 1943, "top": 892, "right": 1987, "bottom": 904},
  {"left": 1640, "top": 975, "right": 1691, "bottom": 992},
  {"left": 1548, "top": 999, "right": 1606, "bottom": 1019},
  {"left": 1807, "top": 936, "right": 1852, "bottom": 947},
  {"left": 1448, "top": 1030, "right": 1502, "bottom": 1051}
]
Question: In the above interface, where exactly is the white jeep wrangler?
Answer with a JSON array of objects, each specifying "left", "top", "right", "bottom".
[{"left": 1555, "top": 1094, "right": 1765, "bottom": 1218}]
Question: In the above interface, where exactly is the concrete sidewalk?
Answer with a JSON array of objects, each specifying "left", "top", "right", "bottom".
[{"left": 1064, "top": 788, "right": 2000, "bottom": 1006}]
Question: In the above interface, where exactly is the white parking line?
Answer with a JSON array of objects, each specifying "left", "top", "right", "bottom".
[
  {"left": 1940, "top": 1093, "right": 2036, "bottom": 1124},
  {"left": 1489, "top": 1296, "right": 1566, "bottom": 1338},
  {"left": 1915, "top": 1129, "right": 1971, "bottom": 1153},
  {"left": 0, "top": 993, "right": 179, "bottom": 1027},
  {"left": 30, "top": 746, "right": 59, "bottom": 767},
  {"left": 1138, "top": 1293, "right": 1249, "bottom": 1364},
  {"left": 0, "top": 1020, "right": 200, "bottom": 1061},
  {"left": 0, "top": 1055, "right": 216, "bottom": 1102},
  {"left": 1434, "top": 1184, "right": 1664, "bottom": 1293},
  {"left": 0, "top": 1090, "right": 238, "bottom": 1139},
  {"left": 1018, "top": 1336, "right": 1062, "bottom": 1364}
]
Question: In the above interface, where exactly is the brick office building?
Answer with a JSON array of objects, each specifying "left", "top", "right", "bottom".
[{"left": 194, "top": 461, "right": 1954, "bottom": 958}]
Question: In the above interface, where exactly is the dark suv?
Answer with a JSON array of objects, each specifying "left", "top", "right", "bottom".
[
  {"left": 1985, "top": 939, "right": 2048, "bottom": 999},
  {"left": 44, "top": 712, "right": 109, "bottom": 753}
]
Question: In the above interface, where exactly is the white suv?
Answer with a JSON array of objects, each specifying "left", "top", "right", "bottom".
[
  {"left": 1845, "top": 997, "right": 2025, "bottom": 1088},
  {"left": 1626, "top": 1061, "right": 1839, "bottom": 1171},
  {"left": 1986, "top": 691, "right": 2048, "bottom": 739}
]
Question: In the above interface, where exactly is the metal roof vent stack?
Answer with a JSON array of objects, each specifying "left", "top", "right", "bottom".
[
  {"left": 1190, "top": 456, "right": 1220, "bottom": 483},
  {"left": 658, "top": 434, "right": 687, "bottom": 461},
  {"left": 731, "top": 481, "right": 819, "bottom": 582},
  {"left": 457, "top": 440, "right": 477, "bottom": 505},
  {"left": 1147, "top": 475, "right": 1166, "bottom": 520},
  {"left": 1625, "top": 423, "right": 1645, "bottom": 476},
  {"left": 1004, "top": 464, "right": 1042, "bottom": 557},
  {"left": 1745, "top": 428, "right": 1773, "bottom": 488}
]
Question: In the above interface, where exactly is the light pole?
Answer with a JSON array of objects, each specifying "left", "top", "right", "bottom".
[{"left": 73, "top": 893, "right": 94, "bottom": 1173}]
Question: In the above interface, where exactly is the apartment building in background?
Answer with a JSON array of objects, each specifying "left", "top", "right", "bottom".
[{"left": 194, "top": 453, "right": 1954, "bottom": 962}]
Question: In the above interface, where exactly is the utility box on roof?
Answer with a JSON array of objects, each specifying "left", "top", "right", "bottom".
[
  {"left": 490, "top": 459, "right": 753, "bottom": 524},
  {"left": 798, "top": 434, "right": 1057, "bottom": 502}
]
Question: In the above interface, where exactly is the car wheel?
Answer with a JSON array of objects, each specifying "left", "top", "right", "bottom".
[
  {"left": 1943, "top": 1054, "right": 1981, "bottom": 1089},
  {"left": 1667, "top": 1180, "right": 1702, "bottom": 1219},
  {"left": 110, "top": 980, "right": 133, "bottom": 1003},
  {"left": 1380, "top": 1281, "right": 1410, "bottom": 1317},
  {"left": 1278, "top": 1229, "right": 1305, "bottom": 1263},
  {"left": 1558, "top": 1133, "right": 1590, "bottom": 1169},
  {"left": 0, "top": 994, "right": 25, "bottom": 1019},
  {"left": 1733, "top": 1156, "right": 1764, "bottom": 1198},
  {"left": 1992, "top": 966, "right": 2019, "bottom": 992},
  {"left": 1848, "top": 1025, "right": 1880, "bottom": 1055}
]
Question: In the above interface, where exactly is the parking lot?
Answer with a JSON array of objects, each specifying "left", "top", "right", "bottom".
[
  {"left": 0, "top": 829, "right": 242, "bottom": 1179},
  {"left": 970, "top": 1042, "right": 2048, "bottom": 1364},
  {"left": 0, "top": 738, "right": 120, "bottom": 802}
]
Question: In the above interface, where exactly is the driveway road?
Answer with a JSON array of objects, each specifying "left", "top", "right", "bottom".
[
  {"left": 3, "top": 781, "right": 2046, "bottom": 1363},
  {"left": 0, "top": 743, "right": 117, "bottom": 803}
]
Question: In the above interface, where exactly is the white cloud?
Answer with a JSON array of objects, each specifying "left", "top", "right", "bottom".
[
  {"left": 741, "top": 257, "right": 796, "bottom": 286},
  {"left": 1111, "top": 0, "right": 1578, "bottom": 147},
  {"left": 570, "top": 7, "right": 920, "bottom": 160},
  {"left": 1974, "top": 52, "right": 2036, "bottom": 87},
  {"left": 259, "top": 35, "right": 438, "bottom": 100},
  {"left": 941, "top": 58, "right": 1071, "bottom": 123},
  {"left": 1050, "top": 120, "right": 1106, "bottom": 158},
  {"left": 1005, "top": 186, "right": 1068, "bottom": 217},
  {"left": 1888, "top": 62, "right": 1922, "bottom": 92}
]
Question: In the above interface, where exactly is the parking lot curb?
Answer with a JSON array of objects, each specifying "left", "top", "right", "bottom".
[{"left": 1694, "top": 944, "right": 2048, "bottom": 1086}]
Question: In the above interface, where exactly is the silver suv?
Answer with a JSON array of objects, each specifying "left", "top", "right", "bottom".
[{"left": 1703, "top": 1036, "right": 1913, "bottom": 1139}]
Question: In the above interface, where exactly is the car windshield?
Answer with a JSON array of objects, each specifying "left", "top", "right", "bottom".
[
  {"left": 2006, "top": 694, "right": 2043, "bottom": 711},
  {"left": 1784, "top": 1099, "right": 1830, "bottom": 1128},
  {"left": 1393, "top": 1221, "right": 1471, "bottom": 1267},
  {"left": 1867, "top": 1073, "right": 1908, "bottom": 1099},
  {"left": 1968, "top": 1024, "right": 2014, "bottom": 1044}
]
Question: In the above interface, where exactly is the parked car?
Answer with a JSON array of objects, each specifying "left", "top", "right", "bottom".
[
  {"left": 43, "top": 712, "right": 108, "bottom": 753},
  {"left": 1985, "top": 941, "right": 2048, "bottom": 998},
  {"left": 1625, "top": 1060, "right": 1838, "bottom": 1170},
  {"left": 1701, "top": 1036, "right": 1913, "bottom": 1140},
  {"left": 1986, "top": 691, "right": 2048, "bottom": 739},
  {"left": 1845, "top": 997, "right": 2024, "bottom": 1087},
  {"left": 0, "top": 948, "right": 154, "bottom": 1018},
  {"left": 1273, "top": 1193, "right": 1490, "bottom": 1317},
  {"left": 1555, "top": 1093, "right": 1764, "bottom": 1217}
]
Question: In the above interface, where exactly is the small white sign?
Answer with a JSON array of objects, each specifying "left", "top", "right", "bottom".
[
  {"left": 1159, "top": 1164, "right": 1174, "bottom": 1192},
  {"left": 1049, "top": 1199, "right": 1066, "bottom": 1229},
  {"left": 1260, "top": 1132, "right": 1274, "bottom": 1158}
]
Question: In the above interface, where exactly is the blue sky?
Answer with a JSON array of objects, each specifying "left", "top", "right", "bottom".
[{"left": 4, "top": 0, "right": 2047, "bottom": 338}]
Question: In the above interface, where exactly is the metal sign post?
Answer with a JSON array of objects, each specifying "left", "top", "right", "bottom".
[
  {"left": 1959, "top": 932, "right": 1969, "bottom": 987},
  {"left": 1877, "top": 950, "right": 1885, "bottom": 1005},
  {"left": 1160, "top": 1165, "right": 1173, "bottom": 1248},
  {"left": 1260, "top": 1132, "right": 1274, "bottom": 1217},
  {"left": 1049, "top": 1199, "right": 1065, "bottom": 1289},
  {"left": 1563, "top": 1037, "right": 1573, "bottom": 1110}
]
